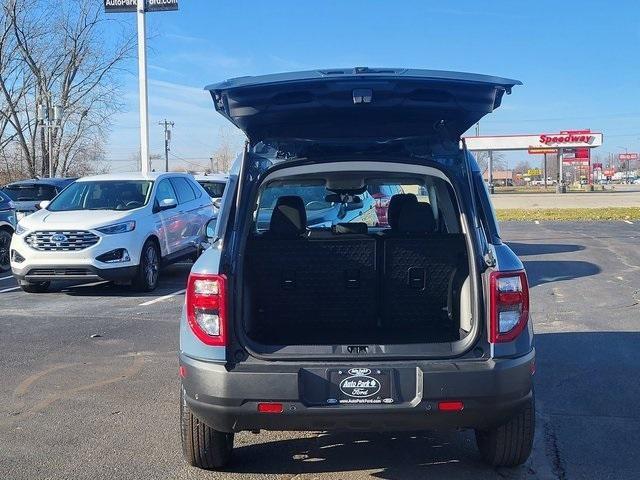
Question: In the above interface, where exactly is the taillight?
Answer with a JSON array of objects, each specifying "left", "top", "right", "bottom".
[
  {"left": 186, "top": 273, "right": 227, "bottom": 346},
  {"left": 489, "top": 270, "right": 529, "bottom": 343}
]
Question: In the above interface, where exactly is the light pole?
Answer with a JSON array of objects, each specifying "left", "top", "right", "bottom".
[
  {"left": 617, "top": 146, "right": 629, "bottom": 183},
  {"left": 37, "top": 99, "right": 63, "bottom": 177}
]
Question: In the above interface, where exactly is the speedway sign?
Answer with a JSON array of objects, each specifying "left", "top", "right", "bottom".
[
  {"left": 465, "top": 132, "right": 603, "bottom": 151},
  {"left": 104, "top": 0, "right": 178, "bottom": 12}
]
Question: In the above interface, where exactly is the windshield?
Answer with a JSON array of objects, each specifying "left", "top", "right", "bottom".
[
  {"left": 47, "top": 181, "right": 153, "bottom": 212},
  {"left": 2, "top": 184, "right": 58, "bottom": 202},
  {"left": 198, "top": 180, "right": 226, "bottom": 198}
]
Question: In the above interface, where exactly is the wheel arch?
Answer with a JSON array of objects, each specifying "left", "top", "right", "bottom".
[
  {"left": 0, "top": 222, "right": 14, "bottom": 234},
  {"left": 145, "top": 234, "right": 162, "bottom": 257}
]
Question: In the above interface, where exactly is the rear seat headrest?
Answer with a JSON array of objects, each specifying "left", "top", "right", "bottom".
[
  {"left": 332, "top": 222, "right": 368, "bottom": 235},
  {"left": 269, "top": 195, "right": 307, "bottom": 237},
  {"left": 397, "top": 202, "right": 436, "bottom": 234},
  {"left": 388, "top": 193, "right": 417, "bottom": 230}
]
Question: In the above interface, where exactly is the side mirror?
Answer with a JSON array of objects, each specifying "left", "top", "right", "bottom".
[
  {"left": 39, "top": 200, "right": 51, "bottom": 210},
  {"left": 213, "top": 197, "right": 222, "bottom": 209},
  {"left": 206, "top": 218, "right": 218, "bottom": 241},
  {"left": 158, "top": 198, "right": 178, "bottom": 211}
]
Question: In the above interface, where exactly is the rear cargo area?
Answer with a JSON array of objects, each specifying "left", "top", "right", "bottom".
[
  {"left": 244, "top": 233, "right": 468, "bottom": 345},
  {"left": 242, "top": 191, "right": 470, "bottom": 347}
]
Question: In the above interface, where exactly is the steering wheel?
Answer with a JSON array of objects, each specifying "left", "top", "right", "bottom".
[{"left": 125, "top": 200, "right": 142, "bottom": 208}]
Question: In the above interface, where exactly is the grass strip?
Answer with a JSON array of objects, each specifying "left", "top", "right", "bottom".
[{"left": 496, "top": 207, "right": 640, "bottom": 222}]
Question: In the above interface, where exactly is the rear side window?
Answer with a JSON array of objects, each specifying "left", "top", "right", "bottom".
[
  {"left": 189, "top": 179, "right": 203, "bottom": 199},
  {"left": 170, "top": 177, "right": 197, "bottom": 204}
]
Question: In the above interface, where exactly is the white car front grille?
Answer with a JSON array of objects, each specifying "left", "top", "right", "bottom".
[{"left": 25, "top": 230, "right": 100, "bottom": 251}]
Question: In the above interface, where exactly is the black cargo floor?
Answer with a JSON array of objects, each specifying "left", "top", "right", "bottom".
[{"left": 249, "top": 322, "right": 459, "bottom": 346}]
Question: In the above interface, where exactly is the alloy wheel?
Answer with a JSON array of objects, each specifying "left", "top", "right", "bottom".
[{"left": 145, "top": 245, "right": 159, "bottom": 287}]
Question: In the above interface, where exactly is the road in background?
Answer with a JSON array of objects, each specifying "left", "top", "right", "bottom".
[
  {"left": 1, "top": 223, "right": 639, "bottom": 479},
  {"left": 492, "top": 187, "right": 640, "bottom": 209}
]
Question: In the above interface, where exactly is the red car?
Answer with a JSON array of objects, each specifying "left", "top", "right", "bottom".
[{"left": 369, "top": 184, "right": 404, "bottom": 226}]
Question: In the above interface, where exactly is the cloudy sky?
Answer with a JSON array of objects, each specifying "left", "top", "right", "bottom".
[{"left": 105, "top": 0, "right": 640, "bottom": 172}]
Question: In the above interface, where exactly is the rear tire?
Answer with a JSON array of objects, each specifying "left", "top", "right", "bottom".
[
  {"left": 133, "top": 240, "right": 160, "bottom": 292},
  {"left": 475, "top": 397, "right": 535, "bottom": 467},
  {"left": 180, "top": 386, "right": 234, "bottom": 470},
  {"left": 19, "top": 280, "right": 50, "bottom": 293},
  {"left": 0, "top": 228, "right": 12, "bottom": 272}
]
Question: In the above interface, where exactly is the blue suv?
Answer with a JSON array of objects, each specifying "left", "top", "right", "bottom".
[
  {"left": 179, "top": 68, "right": 534, "bottom": 470},
  {"left": 0, "top": 190, "right": 16, "bottom": 271}
]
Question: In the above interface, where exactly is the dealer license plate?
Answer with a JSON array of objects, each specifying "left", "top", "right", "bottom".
[{"left": 327, "top": 368, "right": 394, "bottom": 405}]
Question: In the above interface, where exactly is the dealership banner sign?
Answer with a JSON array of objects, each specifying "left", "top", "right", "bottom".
[
  {"left": 104, "top": 0, "right": 178, "bottom": 12},
  {"left": 619, "top": 153, "right": 639, "bottom": 161}
]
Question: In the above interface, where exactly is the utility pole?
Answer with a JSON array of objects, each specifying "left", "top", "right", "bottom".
[
  {"left": 488, "top": 150, "right": 494, "bottom": 194},
  {"left": 159, "top": 119, "right": 174, "bottom": 172},
  {"left": 37, "top": 97, "right": 63, "bottom": 178}
]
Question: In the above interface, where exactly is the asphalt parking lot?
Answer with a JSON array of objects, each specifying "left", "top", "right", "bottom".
[{"left": 1, "top": 221, "right": 639, "bottom": 479}]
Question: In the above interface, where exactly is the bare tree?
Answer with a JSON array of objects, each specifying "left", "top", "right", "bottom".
[
  {"left": 208, "top": 127, "right": 241, "bottom": 173},
  {"left": 474, "top": 150, "right": 507, "bottom": 173},
  {"left": 513, "top": 159, "right": 532, "bottom": 174},
  {"left": 0, "top": 0, "right": 132, "bottom": 179}
]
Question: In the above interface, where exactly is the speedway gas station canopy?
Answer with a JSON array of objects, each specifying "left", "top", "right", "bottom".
[{"left": 463, "top": 131, "right": 603, "bottom": 151}]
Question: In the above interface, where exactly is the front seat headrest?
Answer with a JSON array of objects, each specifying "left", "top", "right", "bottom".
[
  {"left": 388, "top": 193, "right": 417, "bottom": 230},
  {"left": 397, "top": 202, "right": 436, "bottom": 234},
  {"left": 269, "top": 195, "right": 307, "bottom": 237}
]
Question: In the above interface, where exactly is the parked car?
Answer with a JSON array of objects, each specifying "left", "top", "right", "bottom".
[
  {"left": 179, "top": 68, "right": 534, "bottom": 470},
  {"left": 1, "top": 177, "right": 76, "bottom": 221},
  {"left": 10, "top": 172, "right": 214, "bottom": 292},
  {"left": 0, "top": 190, "right": 16, "bottom": 272},
  {"left": 369, "top": 183, "right": 404, "bottom": 226},
  {"left": 194, "top": 174, "right": 228, "bottom": 208}
]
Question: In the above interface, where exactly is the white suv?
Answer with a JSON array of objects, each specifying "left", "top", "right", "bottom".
[{"left": 10, "top": 172, "right": 214, "bottom": 293}]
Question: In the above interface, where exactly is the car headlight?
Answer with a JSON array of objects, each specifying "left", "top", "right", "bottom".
[
  {"left": 15, "top": 222, "right": 27, "bottom": 235},
  {"left": 96, "top": 221, "right": 136, "bottom": 235}
]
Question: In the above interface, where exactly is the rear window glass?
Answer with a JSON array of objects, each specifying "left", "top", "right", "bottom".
[
  {"left": 255, "top": 177, "right": 458, "bottom": 232},
  {"left": 2, "top": 184, "right": 57, "bottom": 201},
  {"left": 199, "top": 180, "right": 226, "bottom": 198}
]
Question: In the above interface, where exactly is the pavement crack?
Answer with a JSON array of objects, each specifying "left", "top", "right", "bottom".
[{"left": 543, "top": 421, "right": 567, "bottom": 480}]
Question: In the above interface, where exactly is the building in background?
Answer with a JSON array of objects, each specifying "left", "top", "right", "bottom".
[{"left": 483, "top": 170, "right": 515, "bottom": 187}]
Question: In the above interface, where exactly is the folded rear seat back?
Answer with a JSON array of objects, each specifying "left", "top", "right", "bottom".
[
  {"left": 246, "top": 195, "right": 312, "bottom": 340},
  {"left": 382, "top": 200, "right": 468, "bottom": 341},
  {"left": 246, "top": 198, "right": 377, "bottom": 343}
]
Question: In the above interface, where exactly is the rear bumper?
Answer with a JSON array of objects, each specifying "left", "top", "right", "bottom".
[
  {"left": 12, "top": 264, "right": 138, "bottom": 282},
  {"left": 180, "top": 349, "right": 535, "bottom": 433}
]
